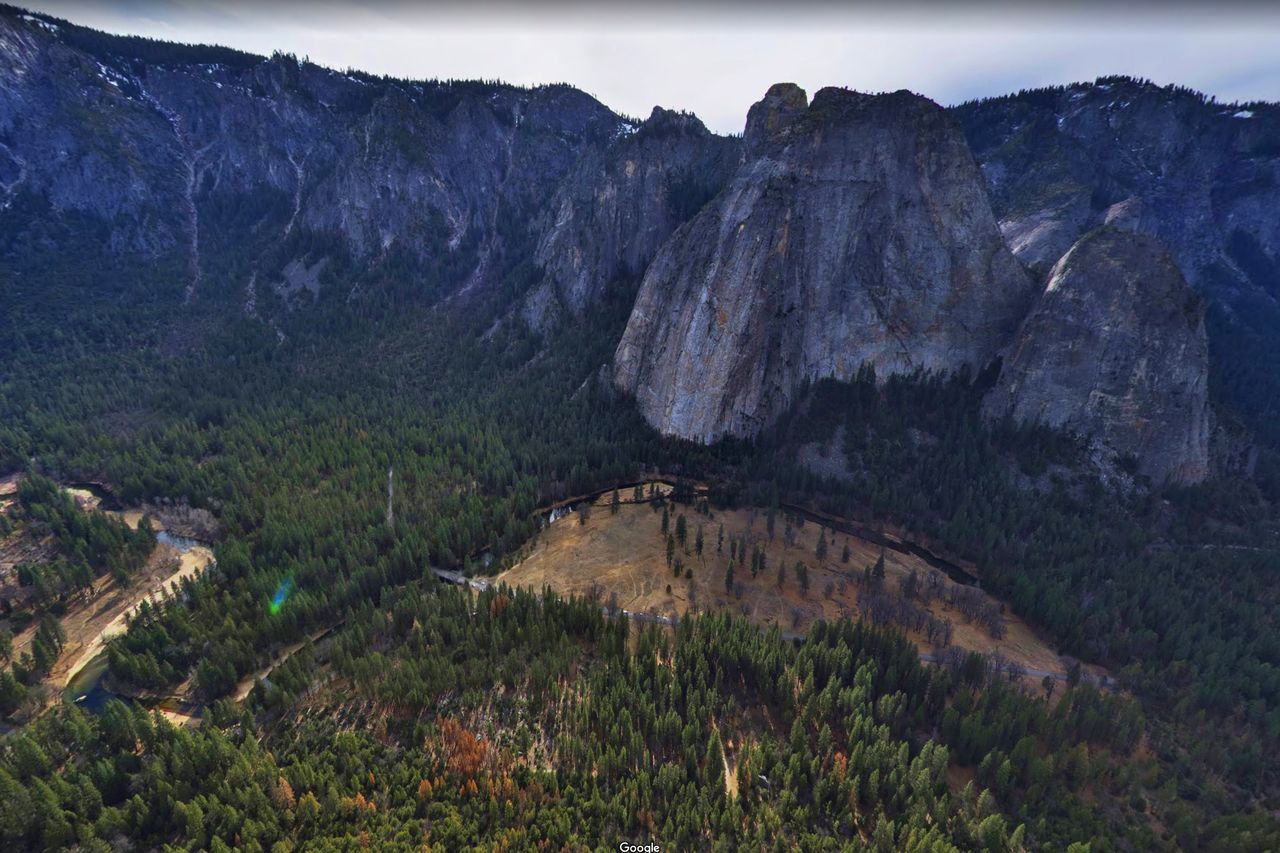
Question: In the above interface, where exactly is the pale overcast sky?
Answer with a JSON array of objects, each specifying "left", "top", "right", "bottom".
[{"left": 23, "top": 1, "right": 1280, "bottom": 133}]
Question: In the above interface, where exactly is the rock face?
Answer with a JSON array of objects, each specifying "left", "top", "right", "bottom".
[
  {"left": 523, "top": 107, "right": 739, "bottom": 330},
  {"left": 953, "top": 77, "right": 1280, "bottom": 293},
  {"left": 953, "top": 77, "right": 1280, "bottom": 446},
  {"left": 613, "top": 84, "right": 1032, "bottom": 442},
  {"left": 0, "top": 11, "right": 1242, "bottom": 481},
  {"left": 985, "top": 229, "right": 1210, "bottom": 484},
  {"left": 0, "top": 7, "right": 622, "bottom": 307}
]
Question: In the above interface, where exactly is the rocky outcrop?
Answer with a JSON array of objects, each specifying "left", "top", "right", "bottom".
[
  {"left": 523, "top": 107, "right": 739, "bottom": 330},
  {"left": 954, "top": 77, "right": 1280, "bottom": 446},
  {"left": 0, "top": 11, "right": 1248, "bottom": 478},
  {"left": 984, "top": 229, "right": 1210, "bottom": 484},
  {"left": 613, "top": 84, "right": 1033, "bottom": 442}
]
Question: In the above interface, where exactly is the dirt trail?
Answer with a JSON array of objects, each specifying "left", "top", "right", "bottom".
[{"left": 714, "top": 721, "right": 738, "bottom": 799}]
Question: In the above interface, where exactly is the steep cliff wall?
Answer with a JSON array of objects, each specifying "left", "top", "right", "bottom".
[
  {"left": 955, "top": 77, "right": 1280, "bottom": 293},
  {"left": 984, "top": 229, "right": 1210, "bottom": 483},
  {"left": 955, "top": 77, "right": 1280, "bottom": 446},
  {"left": 0, "top": 7, "right": 622, "bottom": 307},
  {"left": 523, "top": 107, "right": 739, "bottom": 330},
  {"left": 613, "top": 84, "right": 1032, "bottom": 442}
]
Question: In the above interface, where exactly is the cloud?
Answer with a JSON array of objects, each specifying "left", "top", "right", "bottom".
[{"left": 26, "top": 1, "right": 1280, "bottom": 132}]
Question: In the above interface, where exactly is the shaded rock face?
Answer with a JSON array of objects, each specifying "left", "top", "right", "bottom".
[
  {"left": 613, "top": 84, "right": 1033, "bottom": 442},
  {"left": 523, "top": 107, "right": 740, "bottom": 330},
  {"left": 0, "top": 13, "right": 189, "bottom": 256},
  {"left": 985, "top": 229, "right": 1210, "bottom": 484},
  {"left": 954, "top": 77, "right": 1280, "bottom": 297},
  {"left": 954, "top": 78, "right": 1280, "bottom": 448},
  {"left": 0, "top": 8, "right": 621, "bottom": 306}
]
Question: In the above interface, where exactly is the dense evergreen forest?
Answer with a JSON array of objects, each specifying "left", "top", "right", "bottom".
[
  {"left": 4, "top": 588, "right": 1155, "bottom": 850},
  {"left": 1, "top": 227, "right": 1278, "bottom": 849}
]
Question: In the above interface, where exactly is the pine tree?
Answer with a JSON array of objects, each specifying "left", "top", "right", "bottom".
[
  {"left": 610, "top": 488, "right": 621, "bottom": 515},
  {"left": 706, "top": 730, "right": 725, "bottom": 787},
  {"left": 724, "top": 563, "right": 735, "bottom": 594}
]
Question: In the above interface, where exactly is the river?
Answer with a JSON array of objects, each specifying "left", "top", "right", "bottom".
[{"left": 63, "top": 528, "right": 212, "bottom": 719}]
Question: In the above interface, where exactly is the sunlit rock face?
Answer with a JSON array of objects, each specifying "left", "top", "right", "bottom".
[
  {"left": 984, "top": 229, "right": 1210, "bottom": 484},
  {"left": 613, "top": 84, "right": 1032, "bottom": 442}
]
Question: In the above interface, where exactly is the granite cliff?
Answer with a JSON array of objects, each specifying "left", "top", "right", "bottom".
[
  {"left": 612, "top": 84, "right": 1032, "bottom": 442},
  {"left": 954, "top": 77, "right": 1280, "bottom": 292},
  {"left": 522, "top": 107, "right": 739, "bottom": 330},
  {"left": 954, "top": 77, "right": 1280, "bottom": 447},
  {"left": 0, "top": 7, "right": 1258, "bottom": 482},
  {"left": 984, "top": 229, "right": 1210, "bottom": 484},
  {"left": 0, "top": 6, "right": 622, "bottom": 311}
]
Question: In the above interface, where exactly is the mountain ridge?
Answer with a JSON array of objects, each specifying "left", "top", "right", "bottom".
[{"left": 4, "top": 5, "right": 1278, "bottom": 482}]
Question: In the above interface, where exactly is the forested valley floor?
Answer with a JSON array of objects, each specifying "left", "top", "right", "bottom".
[{"left": 0, "top": 258, "right": 1277, "bottom": 850}]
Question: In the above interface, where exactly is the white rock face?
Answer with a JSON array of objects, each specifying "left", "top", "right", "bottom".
[{"left": 613, "top": 84, "right": 1033, "bottom": 442}]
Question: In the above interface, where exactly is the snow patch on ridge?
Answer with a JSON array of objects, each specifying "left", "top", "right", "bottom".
[{"left": 21, "top": 14, "right": 59, "bottom": 34}]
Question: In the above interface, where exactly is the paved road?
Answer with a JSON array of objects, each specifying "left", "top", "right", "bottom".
[
  {"left": 917, "top": 651, "right": 1115, "bottom": 689},
  {"left": 432, "top": 569, "right": 1115, "bottom": 690}
]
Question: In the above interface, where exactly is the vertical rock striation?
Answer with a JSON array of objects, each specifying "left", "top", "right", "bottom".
[
  {"left": 523, "top": 107, "right": 740, "bottom": 330},
  {"left": 0, "top": 7, "right": 620, "bottom": 303},
  {"left": 613, "top": 84, "right": 1033, "bottom": 442}
]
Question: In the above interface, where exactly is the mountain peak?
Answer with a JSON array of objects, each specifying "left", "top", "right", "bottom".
[
  {"left": 638, "top": 105, "right": 710, "bottom": 137},
  {"left": 744, "top": 82, "right": 808, "bottom": 144}
]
